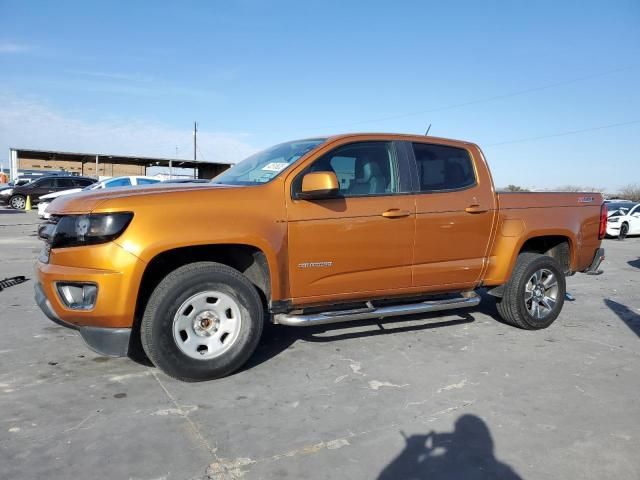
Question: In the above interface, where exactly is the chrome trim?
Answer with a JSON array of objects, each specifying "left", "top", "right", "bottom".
[{"left": 274, "top": 293, "right": 480, "bottom": 326}]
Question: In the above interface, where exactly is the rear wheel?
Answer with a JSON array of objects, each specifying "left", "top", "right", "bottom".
[
  {"left": 141, "top": 262, "right": 264, "bottom": 381},
  {"left": 495, "top": 253, "right": 566, "bottom": 330},
  {"left": 9, "top": 195, "right": 26, "bottom": 210},
  {"left": 619, "top": 223, "right": 629, "bottom": 240}
]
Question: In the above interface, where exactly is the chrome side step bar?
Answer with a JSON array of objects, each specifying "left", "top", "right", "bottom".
[{"left": 273, "top": 292, "right": 480, "bottom": 327}]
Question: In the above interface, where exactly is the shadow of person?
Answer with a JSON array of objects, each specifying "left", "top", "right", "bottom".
[
  {"left": 604, "top": 298, "right": 640, "bottom": 337},
  {"left": 628, "top": 258, "right": 640, "bottom": 269},
  {"left": 378, "top": 415, "right": 523, "bottom": 480}
]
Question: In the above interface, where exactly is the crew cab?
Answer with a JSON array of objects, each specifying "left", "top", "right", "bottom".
[{"left": 35, "top": 133, "right": 606, "bottom": 381}]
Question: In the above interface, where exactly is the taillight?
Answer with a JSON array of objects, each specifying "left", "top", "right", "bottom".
[{"left": 598, "top": 203, "right": 607, "bottom": 240}]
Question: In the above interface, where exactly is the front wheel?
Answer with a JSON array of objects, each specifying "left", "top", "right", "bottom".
[
  {"left": 141, "top": 262, "right": 264, "bottom": 381},
  {"left": 9, "top": 195, "right": 26, "bottom": 210},
  {"left": 619, "top": 223, "right": 629, "bottom": 240},
  {"left": 495, "top": 253, "right": 566, "bottom": 330}
]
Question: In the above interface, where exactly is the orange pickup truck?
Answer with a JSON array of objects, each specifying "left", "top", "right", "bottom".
[{"left": 35, "top": 133, "right": 606, "bottom": 381}]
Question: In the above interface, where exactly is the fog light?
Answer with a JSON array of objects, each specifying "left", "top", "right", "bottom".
[{"left": 56, "top": 283, "right": 97, "bottom": 310}]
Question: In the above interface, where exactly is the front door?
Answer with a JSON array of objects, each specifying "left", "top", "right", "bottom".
[
  {"left": 286, "top": 140, "right": 415, "bottom": 303},
  {"left": 628, "top": 204, "right": 640, "bottom": 235},
  {"left": 409, "top": 141, "right": 497, "bottom": 289}
]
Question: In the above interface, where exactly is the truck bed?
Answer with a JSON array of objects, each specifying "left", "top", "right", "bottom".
[{"left": 482, "top": 191, "right": 604, "bottom": 284}]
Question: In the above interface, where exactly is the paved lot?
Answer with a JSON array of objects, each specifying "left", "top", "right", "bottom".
[{"left": 1, "top": 205, "right": 639, "bottom": 479}]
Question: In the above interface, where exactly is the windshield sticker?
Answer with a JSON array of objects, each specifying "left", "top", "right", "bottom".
[{"left": 261, "top": 162, "right": 289, "bottom": 172}]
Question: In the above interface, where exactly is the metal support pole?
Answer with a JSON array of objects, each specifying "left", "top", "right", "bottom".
[
  {"left": 10, "top": 149, "right": 18, "bottom": 181},
  {"left": 193, "top": 121, "right": 198, "bottom": 179},
  {"left": 95, "top": 154, "right": 99, "bottom": 178}
]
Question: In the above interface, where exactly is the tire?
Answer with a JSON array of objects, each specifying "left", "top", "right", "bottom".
[
  {"left": 9, "top": 195, "right": 26, "bottom": 210},
  {"left": 495, "top": 253, "right": 566, "bottom": 330},
  {"left": 619, "top": 223, "right": 629, "bottom": 240},
  {"left": 141, "top": 262, "right": 264, "bottom": 381}
]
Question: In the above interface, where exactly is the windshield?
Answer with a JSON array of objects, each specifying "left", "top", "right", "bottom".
[
  {"left": 608, "top": 204, "right": 637, "bottom": 217},
  {"left": 212, "top": 138, "right": 326, "bottom": 185}
]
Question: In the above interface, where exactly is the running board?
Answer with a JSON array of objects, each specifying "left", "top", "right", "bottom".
[{"left": 273, "top": 292, "right": 481, "bottom": 327}]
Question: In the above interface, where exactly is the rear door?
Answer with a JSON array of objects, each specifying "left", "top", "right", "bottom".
[
  {"left": 408, "top": 141, "right": 497, "bottom": 289},
  {"left": 285, "top": 140, "right": 415, "bottom": 302},
  {"left": 32, "top": 178, "right": 57, "bottom": 199}
]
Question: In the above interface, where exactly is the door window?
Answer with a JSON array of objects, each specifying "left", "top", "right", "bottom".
[
  {"left": 105, "top": 178, "right": 132, "bottom": 188},
  {"left": 73, "top": 178, "right": 94, "bottom": 187},
  {"left": 37, "top": 178, "right": 56, "bottom": 189},
  {"left": 412, "top": 143, "right": 476, "bottom": 192},
  {"left": 300, "top": 141, "right": 407, "bottom": 197},
  {"left": 55, "top": 178, "right": 76, "bottom": 189},
  {"left": 136, "top": 178, "right": 160, "bottom": 185}
]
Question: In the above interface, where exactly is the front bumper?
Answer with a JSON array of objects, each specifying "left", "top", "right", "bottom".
[
  {"left": 35, "top": 282, "right": 131, "bottom": 356},
  {"left": 606, "top": 224, "right": 620, "bottom": 236},
  {"left": 37, "top": 201, "right": 50, "bottom": 218}
]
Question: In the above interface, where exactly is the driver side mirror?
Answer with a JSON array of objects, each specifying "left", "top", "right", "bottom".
[{"left": 297, "top": 171, "right": 339, "bottom": 200}]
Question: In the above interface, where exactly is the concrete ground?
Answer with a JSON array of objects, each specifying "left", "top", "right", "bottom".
[{"left": 1, "top": 205, "right": 639, "bottom": 480}]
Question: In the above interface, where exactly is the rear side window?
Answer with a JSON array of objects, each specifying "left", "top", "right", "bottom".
[
  {"left": 73, "top": 178, "right": 94, "bottom": 187},
  {"left": 55, "top": 178, "right": 76, "bottom": 188},
  {"left": 137, "top": 178, "right": 160, "bottom": 185},
  {"left": 412, "top": 143, "right": 476, "bottom": 192}
]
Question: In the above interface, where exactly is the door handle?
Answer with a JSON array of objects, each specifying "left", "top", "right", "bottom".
[
  {"left": 381, "top": 209, "right": 411, "bottom": 218},
  {"left": 465, "top": 204, "right": 488, "bottom": 214}
]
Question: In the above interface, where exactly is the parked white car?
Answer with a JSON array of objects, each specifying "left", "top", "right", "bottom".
[
  {"left": 606, "top": 202, "right": 640, "bottom": 239},
  {"left": 38, "top": 175, "right": 160, "bottom": 218}
]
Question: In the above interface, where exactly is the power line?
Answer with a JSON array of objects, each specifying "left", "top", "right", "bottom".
[
  {"left": 300, "top": 64, "right": 639, "bottom": 132},
  {"left": 486, "top": 119, "right": 640, "bottom": 147}
]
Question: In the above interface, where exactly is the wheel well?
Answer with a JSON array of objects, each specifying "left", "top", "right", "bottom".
[
  {"left": 133, "top": 245, "right": 270, "bottom": 338},
  {"left": 519, "top": 236, "right": 571, "bottom": 274}
]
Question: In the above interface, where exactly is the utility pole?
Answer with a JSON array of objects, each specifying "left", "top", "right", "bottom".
[{"left": 193, "top": 121, "right": 198, "bottom": 179}]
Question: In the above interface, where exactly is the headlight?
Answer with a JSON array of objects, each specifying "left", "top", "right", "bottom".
[
  {"left": 50, "top": 212, "right": 134, "bottom": 248},
  {"left": 607, "top": 217, "right": 620, "bottom": 223}
]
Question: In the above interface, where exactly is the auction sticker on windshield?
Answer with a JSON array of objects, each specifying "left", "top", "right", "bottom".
[{"left": 261, "top": 162, "right": 289, "bottom": 172}]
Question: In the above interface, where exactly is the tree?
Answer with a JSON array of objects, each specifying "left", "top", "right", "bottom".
[
  {"left": 617, "top": 183, "right": 640, "bottom": 202},
  {"left": 555, "top": 185, "right": 602, "bottom": 193},
  {"left": 504, "top": 184, "right": 529, "bottom": 192}
]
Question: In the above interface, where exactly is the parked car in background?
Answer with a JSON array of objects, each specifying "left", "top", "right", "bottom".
[
  {"left": 605, "top": 200, "right": 635, "bottom": 217},
  {"left": 38, "top": 175, "right": 161, "bottom": 218},
  {"left": 606, "top": 202, "right": 640, "bottom": 239},
  {"left": 0, "top": 178, "right": 33, "bottom": 204},
  {"left": 161, "top": 178, "right": 210, "bottom": 184},
  {"left": 8, "top": 176, "right": 95, "bottom": 209}
]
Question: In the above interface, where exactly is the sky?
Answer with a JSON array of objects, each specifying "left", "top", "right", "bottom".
[{"left": 0, "top": 0, "right": 639, "bottom": 191}]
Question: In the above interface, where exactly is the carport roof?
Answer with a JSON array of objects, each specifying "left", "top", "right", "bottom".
[{"left": 10, "top": 147, "right": 232, "bottom": 169}]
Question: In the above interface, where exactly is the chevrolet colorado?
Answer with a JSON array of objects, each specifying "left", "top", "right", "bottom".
[{"left": 35, "top": 133, "right": 606, "bottom": 381}]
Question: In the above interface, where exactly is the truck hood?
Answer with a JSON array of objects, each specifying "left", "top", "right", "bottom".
[{"left": 47, "top": 183, "right": 241, "bottom": 215}]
